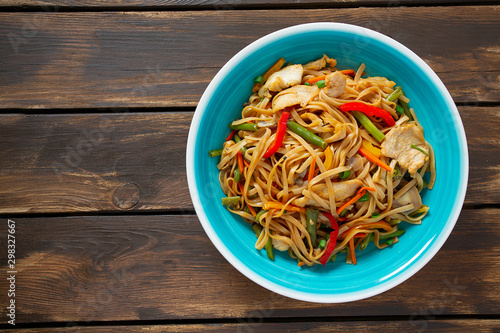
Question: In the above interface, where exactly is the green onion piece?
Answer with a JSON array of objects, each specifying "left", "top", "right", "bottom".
[
  {"left": 352, "top": 111, "right": 385, "bottom": 143},
  {"left": 233, "top": 166, "right": 241, "bottom": 183},
  {"left": 306, "top": 208, "right": 319, "bottom": 247},
  {"left": 253, "top": 75, "right": 264, "bottom": 84},
  {"left": 371, "top": 212, "right": 380, "bottom": 218},
  {"left": 209, "top": 149, "right": 223, "bottom": 157},
  {"left": 330, "top": 253, "right": 337, "bottom": 262},
  {"left": 304, "top": 82, "right": 311, "bottom": 86},
  {"left": 411, "top": 144, "right": 429, "bottom": 156},
  {"left": 221, "top": 196, "right": 240, "bottom": 205},
  {"left": 359, "top": 234, "right": 371, "bottom": 251},
  {"left": 339, "top": 170, "right": 350, "bottom": 179},
  {"left": 318, "top": 239, "right": 326, "bottom": 249},
  {"left": 386, "top": 86, "right": 403, "bottom": 102},
  {"left": 422, "top": 178, "right": 428, "bottom": 189},
  {"left": 287, "top": 121, "right": 327, "bottom": 149},
  {"left": 398, "top": 88, "right": 413, "bottom": 121},
  {"left": 395, "top": 105, "right": 404, "bottom": 115},
  {"left": 385, "top": 238, "right": 395, "bottom": 246},
  {"left": 265, "top": 237, "right": 274, "bottom": 261},
  {"left": 255, "top": 209, "right": 268, "bottom": 223},
  {"left": 316, "top": 80, "right": 326, "bottom": 88},
  {"left": 339, "top": 209, "right": 348, "bottom": 217},
  {"left": 229, "top": 122, "right": 258, "bottom": 132},
  {"left": 358, "top": 192, "right": 370, "bottom": 202}
]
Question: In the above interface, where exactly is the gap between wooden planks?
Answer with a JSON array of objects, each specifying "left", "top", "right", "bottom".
[
  {"left": 0, "top": 106, "right": 498, "bottom": 214},
  {"left": 0, "top": 6, "right": 498, "bottom": 109},
  {"left": 0, "top": 209, "right": 498, "bottom": 323}
]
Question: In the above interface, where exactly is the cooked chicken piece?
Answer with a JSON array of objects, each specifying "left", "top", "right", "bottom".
[
  {"left": 272, "top": 238, "right": 290, "bottom": 251},
  {"left": 303, "top": 54, "right": 337, "bottom": 70},
  {"left": 258, "top": 64, "right": 303, "bottom": 98},
  {"left": 272, "top": 85, "right": 319, "bottom": 112},
  {"left": 292, "top": 179, "right": 362, "bottom": 207},
  {"left": 393, "top": 186, "right": 421, "bottom": 213},
  {"left": 323, "top": 71, "right": 346, "bottom": 98},
  {"left": 381, "top": 123, "right": 428, "bottom": 174}
]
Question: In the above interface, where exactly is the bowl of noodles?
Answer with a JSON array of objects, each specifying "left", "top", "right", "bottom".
[{"left": 186, "top": 22, "right": 468, "bottom": 303}]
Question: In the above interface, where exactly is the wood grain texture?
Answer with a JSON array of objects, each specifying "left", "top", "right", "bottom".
[
  {"left": 0, "top": 0, "right": 494, "bottom": 8},
  {"left": 0, "top": 6, "right": 499, "bottom": 109},
  {"left": 9, "top": 319, "right": 500, "bottom": 332},
  {"left": 0, "top": 106, "right": 498, "bottom": 214},
  {"left": 0, "top": 208, "right": 498, "bottom": 323}
]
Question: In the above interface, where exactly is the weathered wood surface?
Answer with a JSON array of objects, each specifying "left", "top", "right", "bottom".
[
  {"left": 0, "top": 0, "right": 495, "bottom": 8},
  {"left": 0, "top": 6, "right": 499, "bottom": 109},
  {"left": 0, "top": 208, "right": 498, "bottom": 323},
  {"left": 0, "top": 105, "right": 498, "bottom": 214},
  {"left": 9, "top": 319, "right": 500, "bottom": 332}
]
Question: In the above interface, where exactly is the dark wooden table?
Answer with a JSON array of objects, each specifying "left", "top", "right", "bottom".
[{"left": 0, "top": 1, "right": 499, "bottom": 332}]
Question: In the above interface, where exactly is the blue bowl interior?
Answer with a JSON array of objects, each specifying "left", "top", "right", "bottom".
[{"left": 190, "top": 24, "right": 467, "bottom": 302}]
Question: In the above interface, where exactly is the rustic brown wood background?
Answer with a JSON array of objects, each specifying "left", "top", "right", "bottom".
[{"left": 0, "top": 1, "right": 499, "bottom": 331}]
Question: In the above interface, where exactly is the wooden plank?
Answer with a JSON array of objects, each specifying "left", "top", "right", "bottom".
[
  {"left": 0, "top": 208, "right": 498, "bottom": 323},
  {"left": 0, "top": 6, "right": 498, "bottom": 109},
  {"left": 9, "top": 319, "right": 500, "bottom": 332},
  {"left": 0, "top": 0, "right": 494, "bottom": 9},
  {"left": 0, "top": 106, "right": 498, "bottom": 214}
]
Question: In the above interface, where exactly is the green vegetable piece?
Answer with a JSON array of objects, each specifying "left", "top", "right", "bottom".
[
  {"left": 411, "top": 144, "right": 429, "bottom": 156},
  {"left": 352, "top": 111, "right": 385, "bottom": 143},
  {"left": 253, "top": 75, "right": 264, "bottom": 84},
  {"left": 371, "top": 212, "right": 380, "bottom": 218},
  {"left": 233, "top": 166, "right": 241, "bottom": 183},
  {"left": 304, "top": 82, "right": 311, "bottom": 86},
  {"left": 359, "top": 234, "right": 371, "bottom": 251},
  {"left": 265, "top": 237, "right": 275, "bottom": 261},
  {"left": 251, "top": 223, "right": 263, "bottom": 236},
  {"left": 287, "top": 121, "right": 327, "bottom": 149},
  {"left": 358, "top": 192, "right": 370, "bottom": 202},
  {"left": 209, "top": 149, "right": 223, "bottom": 157},
  {"left": 395, "top": 105, "right": 404, "bottom": 115},
  {"left": 339, "top": 170, "right": 350, "bottom": 179},
  {"left": 385, "top": 238, "right": 395, "bottom": 246},
  {"left": 229, "top": 122, "right": 258, "bottom": 132},
  {"left": 379, "top": 229, "right": 406, "bottom": 240},
  {"left": 316, "top": 80, "right": 326, "bottom": 88},
  {"left": 255, "top": 209, "right": 268, "bottom": 223},
  {"left": 221, "top": 196, "right": 240, "bottom": 205},
  {"left": 306, "top": 208, "right": 319, "bottom": 247},
  {"left": 339, "top": 209, "right": 348, "bottom": 217},
  {"left": 330, "top": 253, "right": 337, "bottom": 262},
  {"left": 386, "top": 86, "right": 403, "bottom": 102},
  {"left": 318, "top": 239, "right": 326, "bottom": 249}
]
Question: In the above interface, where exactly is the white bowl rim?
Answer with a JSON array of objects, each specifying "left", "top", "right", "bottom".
[{"left": 186, "top": 22, "right": 469, "bottom": 303}]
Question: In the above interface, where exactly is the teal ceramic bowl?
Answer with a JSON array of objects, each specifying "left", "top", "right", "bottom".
[{"left": 186, "top": 23, "right": 468, "bottom": 303}]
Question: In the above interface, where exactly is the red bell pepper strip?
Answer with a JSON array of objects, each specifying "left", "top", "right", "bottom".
[
  {"left": 339, "top": 102, "right": 395, "bottom": 127},
  {"left": 262, "top": 111, "right": 290, "bottom": 158},
  {"left": 225, "top": 129, "right": 237, "bottom": 141},
  {"left": 319, "top": 212, "right": 339, "bottom": 266}
]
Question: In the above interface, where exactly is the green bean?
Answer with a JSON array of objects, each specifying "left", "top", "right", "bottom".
[
  {"left": 316, "top": 80, "right": 326, "bottom": 88},
  {"left": 229, "top": 122, "right": 258, "bottom": 132},
  {"left": 233, "top": 134, "right": 242, "bottom": 143},
  {"left": 255, "top": 209, "right": 268, "bottom": 223},
  {"left": 395, "top": 105, "right": 404, "bottom": 115},
  {"left": 398, "top": 88, "right": 413, "bottom": 121},
  {"left": 233, "top": 166, "right": 241, "bottom": 183},
  {"left": 306, "top": 208, "right": 319, "bottom": 247},
  {"left": 234, "top": 134, "right": 248, "bottom": 157},
  {"left": 352, "top": 111, "right": 385, "bottom": 143},
  {"left": 209, "top": 149, "right": 223, "bottom": 157},
  {"left": 221, "top": 196, "right": 240, "bottom": 205},
  {"left": 386, "top": 86, "right": 403, "bottom": 102},
  {"left": 359, "top": 234, "right": 371, "bottom": 251},
  {"left": 286, "top": 121, "right": 327, "bottom": 149},
  {"left": 265, "top": 237, "right": 275, "bottom": 261},
  {"left": 369, "top": 229, "right": 406, "bottom": 242},
  {"left": 251, "top": 223, "right": 263, "bottom": 236}
]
